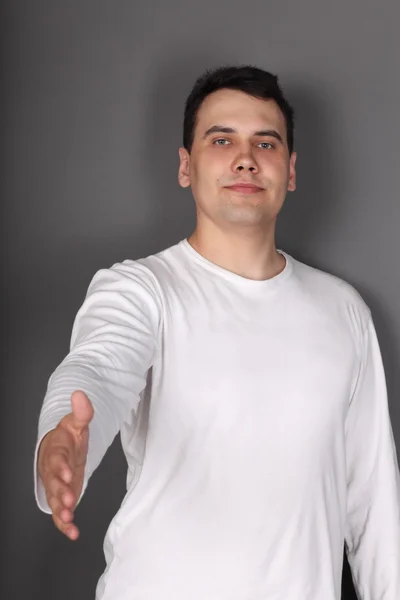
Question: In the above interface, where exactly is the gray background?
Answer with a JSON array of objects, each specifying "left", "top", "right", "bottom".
[{"left": 2, "top": 1, "right": 399, "bottom": 599}]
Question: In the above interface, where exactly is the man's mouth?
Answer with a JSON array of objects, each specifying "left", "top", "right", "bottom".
[{"left": 225, "top": 183, "right": 263, "bottom": 194}]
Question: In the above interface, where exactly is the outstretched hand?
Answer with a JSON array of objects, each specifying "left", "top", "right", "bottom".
[{"left": 37, "top": 390, "right": 94, "bottom": 540}]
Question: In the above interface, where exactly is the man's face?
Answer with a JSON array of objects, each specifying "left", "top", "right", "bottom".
[{"left": 178, "top": 88, "right": 297, "bottom": 230}]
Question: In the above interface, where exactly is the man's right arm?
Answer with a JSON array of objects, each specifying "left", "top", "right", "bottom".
[{"left": 34, "top": 260, "right": 161, "bottom": 535}]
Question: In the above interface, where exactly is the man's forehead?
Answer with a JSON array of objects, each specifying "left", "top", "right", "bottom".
[{"left": 197, "top": 90, "right": 285, "bottom": 131}]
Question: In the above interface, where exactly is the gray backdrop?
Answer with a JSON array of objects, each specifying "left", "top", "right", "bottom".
[{"left": 3, "top": 1, "right": 399, "bottom": 599}]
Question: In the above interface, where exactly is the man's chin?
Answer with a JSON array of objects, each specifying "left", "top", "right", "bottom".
[{"left": 218, "top": 206, "right": 270, "bottom": 226}]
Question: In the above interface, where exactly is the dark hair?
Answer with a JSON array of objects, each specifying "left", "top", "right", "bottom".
[{"left": 183, "top": 64, "right": 295, "bottom": 155}]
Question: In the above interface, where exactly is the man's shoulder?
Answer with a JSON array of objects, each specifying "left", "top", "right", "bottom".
[
  {"left": 290, "top": 253, "right": 371, "bottom": 323},
  {"left": 87, "top": 240, "right": 185, "bottom": 296}
]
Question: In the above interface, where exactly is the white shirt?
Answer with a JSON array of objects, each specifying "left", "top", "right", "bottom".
[{"left": 34, "top": 239, "right": 400, "bottom": 600}]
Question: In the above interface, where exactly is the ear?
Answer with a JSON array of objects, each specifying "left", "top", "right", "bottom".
[
  {"left": 178, "top": 147, "right": 191, "bottom": 188},
  {"left": 287, "top": 151, "right": 297, "bottom": 192}
]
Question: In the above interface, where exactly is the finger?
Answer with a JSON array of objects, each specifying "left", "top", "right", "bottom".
[
  {"left": 48, "top": 491, "right": 74, "bottom": 522},
  {"left": 46, "top": 474, "right": 76, "bottom": 510},
  {"left": 48, "top": 494, "right": 75, "bottom": 525},
  {"left": 70, "top": 390, "right": 94, "bottom": 431},
  {"left": 47, "top": 484, "right": 80, "bottom": 541},
  {"left": 52, "top": 509, "right": 80, "bottom": 541},
  {"left": 45, "top": 451, "right": 74, "bottom": 486}
]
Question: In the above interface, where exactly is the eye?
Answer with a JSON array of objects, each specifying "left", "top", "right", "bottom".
[{"left": 258, "top": 142, "right": 274, "bottom": 150}]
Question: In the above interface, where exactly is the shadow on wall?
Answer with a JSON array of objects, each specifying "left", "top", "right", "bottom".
[
  {"left": 275, "top": 81, "right": 341, "bottom": 265},
  {"left": 51, "top": 53, "right": 222, "bottom": 279},
  {"left": 135, "top": 53, "right": 218, "bottom": 254}
]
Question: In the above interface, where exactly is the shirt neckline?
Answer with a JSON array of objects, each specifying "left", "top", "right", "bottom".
[{"left": 179, "top": 238, "right": 293, "bottom": 292}]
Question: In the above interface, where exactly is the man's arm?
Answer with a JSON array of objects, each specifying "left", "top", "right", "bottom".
[
  {"left": 345, "top": 315, "right": 400, "bottom": 598},
  {"left": 34, "top": 260, "right": 161, "bottom": 518}
]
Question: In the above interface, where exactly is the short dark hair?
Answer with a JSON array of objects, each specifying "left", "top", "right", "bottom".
[{"left": 183, "top": 64, "right": 295, "bottom": 155}]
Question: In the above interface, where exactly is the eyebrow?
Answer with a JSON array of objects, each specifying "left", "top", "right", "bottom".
[{"left": 202, "top": 125, "right": 284, "bottom": 143}]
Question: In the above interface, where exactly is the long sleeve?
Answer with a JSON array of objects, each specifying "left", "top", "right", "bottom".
[
  {"left": 344, "top": 315, "right": 400, "bottom": 599},
  {"left": 33, "top": 260, "right": 161, "bottom": 514}
]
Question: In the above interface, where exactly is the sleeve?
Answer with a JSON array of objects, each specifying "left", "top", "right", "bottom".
[
  {"left": 33, "top": 260, "right": 161, "bottom": 514},
  {"left": 344, "top": 315, "right": 400, "bottom": 599}
]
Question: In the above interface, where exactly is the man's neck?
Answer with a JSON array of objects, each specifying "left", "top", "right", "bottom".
[{"left": 187, "top": 226, "right": 285, "bottom": 282}]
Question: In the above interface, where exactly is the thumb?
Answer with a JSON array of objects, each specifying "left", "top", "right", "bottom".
[{"left": 70, "top": 390, "right": 94, "bottom": 430}]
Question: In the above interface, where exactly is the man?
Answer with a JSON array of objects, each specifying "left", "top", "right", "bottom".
[{"left": 35, "top": 65, "right": 400, "bottom": 600}]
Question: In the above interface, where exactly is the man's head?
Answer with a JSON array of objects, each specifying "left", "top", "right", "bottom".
[{"left": 178, "top": 65, "right": 297, "bottom": 232}]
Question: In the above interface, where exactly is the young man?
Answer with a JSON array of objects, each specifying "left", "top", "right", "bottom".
[{"left": 35, "top": 65, "right": 400, "bottom": 600}]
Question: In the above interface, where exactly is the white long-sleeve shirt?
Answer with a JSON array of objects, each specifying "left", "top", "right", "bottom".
[{"left": 34, "top": 238, "right": 400, "bottom": 600}]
